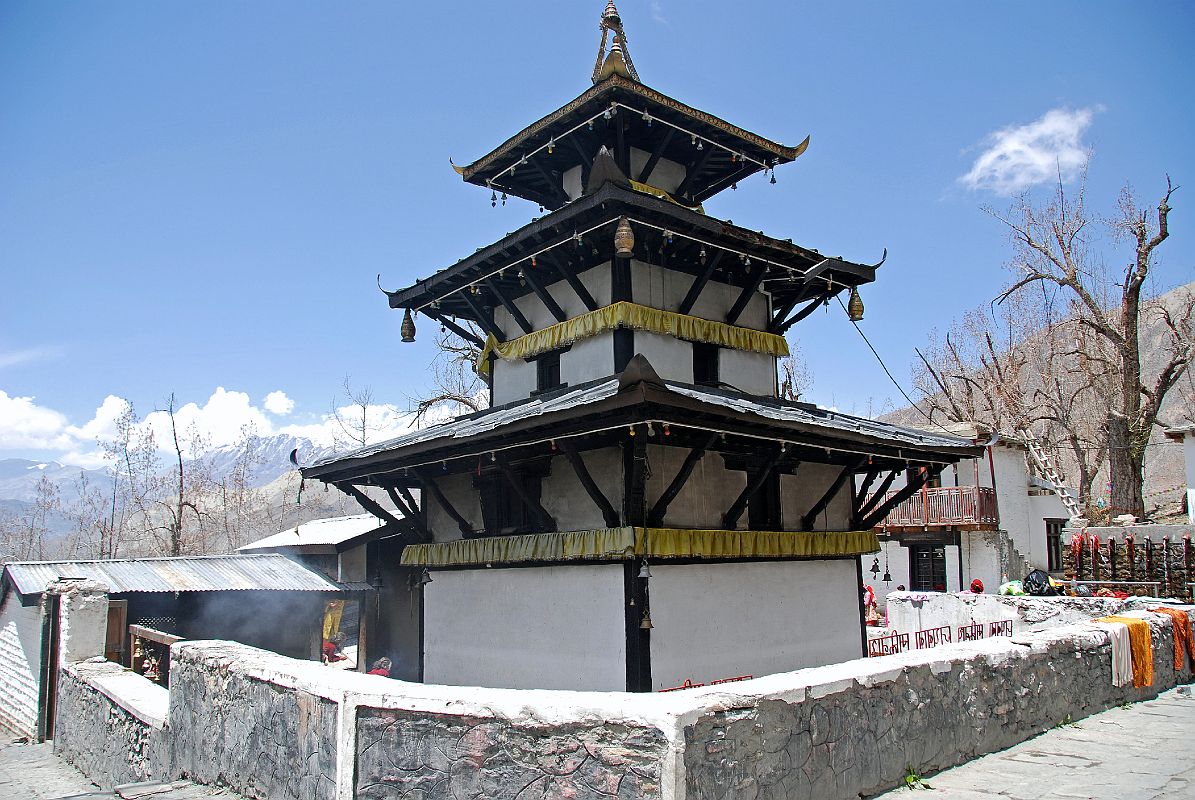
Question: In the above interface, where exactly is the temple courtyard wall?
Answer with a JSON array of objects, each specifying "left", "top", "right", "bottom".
[{"left": 52, "top": 608, "right": 1195, "bottom": 800}]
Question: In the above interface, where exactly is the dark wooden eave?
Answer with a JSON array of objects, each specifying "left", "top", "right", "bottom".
[
  {"left": 302, "top": 376, "right": 982, "bottom": 488},
  {"left": 381, "top": 182, "right": 879, "bottom": 324},
  {"left": 456, "top": 75, "right": 809, "bottom": 210}
]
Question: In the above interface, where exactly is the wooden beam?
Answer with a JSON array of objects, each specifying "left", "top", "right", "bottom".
[
  {"left": 855, "top": 469, "right": 901, "bottom": 523},
  {"left": 423, "top": 310, "right": 485, "bottom": 348},
  {"left": 616, "top": 117, "right": 629, "bottom": 175},
  {"left": 521, "top": 264, "right": 569, "bottom": 323},
  {"left": 801, "top": 457, "right": 865, "bottom": 531},
  {"left": 414, "top": 469, "right": 474, "bottom": 538},
  {"left": 459, "top": 290, "right": 505, "bottom": 342},
  {"left": 674, "top": 146, "right": 717, "bottom": 200},
  {"left": 569, "top": 134, "right": 593, "bottom": 187},
  {"left": 559, "top": 443, "right": 620, "bottom": 527},
  {"left": 723, "top": 449, "right": 788, "bottom": 529},
  {"left": 623, "top": 436, "right": 648, "bottom": 527},
  {"left": 498, "top": 463, "right": 556, "bottom": 532},
  {"left": 338, "top": 484, "right": 401, "bottom": 528},
  {"left": 384, "top": 487, "right": 428, "bottom": 542},
  {"left": 860, "top": 466, "right": 945, "bottom": 530},
  {"left": 484, "top": 279, "right": 533, "bottom": 335},
  {"left": 768, "top": 295, "right": 803, "bottom": 333},
  {"left": 726, "top": 261, "right": 769, "bottom": 326},
  {"left": 527, "top": 155, "right": 569, "bottom": 206},
  {"left": 854, "top": 468, "right": 882, "bottom": 508},
  {"left": 541, "top": 253, "right": 598, "bottom": 312},
  {"left": 776, "top": 294, "right": 829, "bottom": 335},
  {"left": 678, "top": 250, "right": 724, "bottom": 316},
  {"left": 648, "top": 433, "right": 717, "bottom": 526},
  {"left": 637, "top": 128, "right": 675, "bottom": 183}
]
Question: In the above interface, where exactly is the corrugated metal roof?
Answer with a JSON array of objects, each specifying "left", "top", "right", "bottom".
[
  {"left": 237, "top": 514, "right": 387, "bottom": 552},
  {"left": 2, "top": 554, "right": 344, "bottom": 597},
  {"left": 308, "top": 378, "right": 975, "bottom": 471}
]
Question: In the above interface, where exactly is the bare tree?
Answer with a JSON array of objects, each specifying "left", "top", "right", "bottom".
[
  {"left": 993, "top": 174, "right": 1191, "bottom": 517},
  {"left": 778, "top": 340, "right": 813, "bottom": 402},
  {"left": 412, "top": 326, "right": 488, "bottom": 425}
]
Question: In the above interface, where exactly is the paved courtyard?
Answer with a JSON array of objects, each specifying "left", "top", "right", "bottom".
[
  {"left": 0, "top": 739, "right": 241, "bottom": 800},
  {"left": 874, "top": 686, "right": 1195, "bottom": 799}
]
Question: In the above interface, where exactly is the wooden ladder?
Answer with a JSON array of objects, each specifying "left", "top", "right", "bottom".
[{"left": 1019, "top": 429, "right": 1084, "bottom": 519}]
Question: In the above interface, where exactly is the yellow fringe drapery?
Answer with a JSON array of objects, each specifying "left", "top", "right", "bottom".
[
  {"left": 476, "top": 301, "right": 790, "bottom": 375},
  {"left": 400, "top": 528, "right": 879, "bottom": 567}
]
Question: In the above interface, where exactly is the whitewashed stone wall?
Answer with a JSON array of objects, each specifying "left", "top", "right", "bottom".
[
  {"left": 0, "top": 593, "right": 42, "bottom": 739},
  {"left": 51, "top": 612, "right": 1195, "bottom": 800}
]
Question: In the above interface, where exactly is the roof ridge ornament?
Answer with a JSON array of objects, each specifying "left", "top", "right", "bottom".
[{"left": 593, "top": 1, "right": 640, "bottom": 84}]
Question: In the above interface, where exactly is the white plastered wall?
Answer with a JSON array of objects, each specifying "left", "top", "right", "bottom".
[
  {"left": 781, "top": 462, "right": 854, "bottom": 531},
  {"left": 1186, "top": 434, "right": 1195, "bottom": 524},
  {"left": 561, "top": 332, "right": 615, "bottom": 389},
  {"left": 423, "top": 564, "right": 626, "bottom": 691},
  {"left": 649, "top": 560, "right": 862, "bottom": 690},
  {"left": 426, "top": 473, "right": 484, "bottom": 541},
  {"left": 0, "top": 594, "right": 41, "bottom": 739},
  {"left": 645, "top": 448, "right": 747, "bottom": 530},
  {"left": 541, "top": 448, "right": 624, "bottom": 531}
]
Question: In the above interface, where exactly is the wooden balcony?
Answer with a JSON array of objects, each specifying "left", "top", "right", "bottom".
[{"left": 876, "top": 486, "right": 999, "bottom": 531}]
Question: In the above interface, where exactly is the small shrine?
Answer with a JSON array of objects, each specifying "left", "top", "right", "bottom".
[{"left": 303, "top": 2, "right": 981, "bottom": 692}]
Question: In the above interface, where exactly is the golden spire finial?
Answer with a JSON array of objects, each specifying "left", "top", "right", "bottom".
[{"left": 593, "top": 1, "right": 640, "bottom": 84}]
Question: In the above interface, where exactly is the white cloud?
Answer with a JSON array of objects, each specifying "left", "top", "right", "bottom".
[
  {"left": 0, "top": 391, "right": 73, "bottom": 449},
  {"left": 141, "top": 388, "right": 273, "bottom": 456},
  {"left": 960, "top": 107, "right": 1099, "bottom": 195},
  {"left": 263, "top": 390, "right": 295, "bottom": 416},
  {"left": 0, "top": 345, "right": 64, "bottom": 370},
  {"left": 650, "top": 1, "right": 668, "bottom": 24}
]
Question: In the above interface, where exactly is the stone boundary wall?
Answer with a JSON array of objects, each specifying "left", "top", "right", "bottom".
[
  {"left": 54, "top": 658, "right": 169, "bottom": 788},
  {"left": 53, "top": 612, "right": 1195, "bottom": 800},
  {"left": 886, "top": 590, "right": 1175, "bottom": 637}
]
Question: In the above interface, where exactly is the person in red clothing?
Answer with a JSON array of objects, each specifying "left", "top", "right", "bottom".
[
  {"left": 321, "top": 632, "right": 347, "bottom": 664},
  {"left": 970, "top": 579, "right": 985, "bottom": 594},
  {"left": 367, "top": 657, "right": 392, "bottom": 677}
]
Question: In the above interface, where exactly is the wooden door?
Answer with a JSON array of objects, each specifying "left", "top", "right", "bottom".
[{"left": 105, "top": 600, "right": 128, "bottom": 664}]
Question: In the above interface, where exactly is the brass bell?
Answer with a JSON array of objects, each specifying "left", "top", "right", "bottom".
[
  {"left": 847, "top": 287, "right": 865, "bottom": 322},
  {"left": 400, "top": 308, "right": 417, "bottom": 343},
  {"left": 614, "top": 216, "right": 635, "bottom": 258},
  {"left": 639, "top": 611, "right": 654, "bottom": 630}
]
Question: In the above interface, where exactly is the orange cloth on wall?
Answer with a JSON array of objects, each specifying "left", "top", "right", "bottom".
[
  {"left": 1097, "top": 615, "right": 1154, "bottom": 688},
  {"left": 1148, "top": 607, "right": 1195, "bottom": 671}
]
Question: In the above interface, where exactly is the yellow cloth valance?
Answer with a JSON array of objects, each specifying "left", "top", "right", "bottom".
[
  {"left": 477, "top": 301, "right": 790, "bottom": 375},
  {"left": 628, "top": 179, "right": 704, "bottom": 213},
  {"left": 400, "top": 527, "right": 879, "bottom": 567}
]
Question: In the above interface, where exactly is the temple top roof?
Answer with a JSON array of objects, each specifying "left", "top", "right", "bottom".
[{"left": 453, "top": 3, "right": 808, "bottom": 211}]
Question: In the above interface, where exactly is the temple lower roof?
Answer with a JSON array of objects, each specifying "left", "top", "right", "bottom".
[{"left": 302, "top": 363, "right": 981, "bottom": 486}]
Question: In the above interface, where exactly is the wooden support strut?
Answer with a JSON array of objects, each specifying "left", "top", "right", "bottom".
[
  {"left": 413, "top": 469, "right": 475, "bottom": 538},
  {"left": 484, "top": 279, "right": 533, "bottom": 335},
  {"left": 386, "top": 486, "right": 430, "bottom": 543},
  {"left": 674, "top": 145, "right": 717, "bottom": 201},
  {"left": 339, "top": 484, "right": 401, "bottom": 528},
  {"left": 637, "top": 128, "right": 675, "bottom": 183},
  {"left": 801, "top": 457, "right": 866, "bottom": 531},
  {"left": 559, "top": 442, "right": 621, "bottom": 527},
  {"left": 854, "top": 468, "right": 882, "bottom": 507},
  {"left": 678, "top": 250, "right": 725, "bottom": 316},
  {"left": 526, "top": 155, "right": 569, "bottom": 207},
  {"left": 648, "top": 433, "right": 718, "bottom": 526},
  {"left": 521, "top": 263, "right": 569, "bottom": 323},
  {"left": 498, "top": 463, "right": 557, "bottom": 532},
  {"left": 569, "top": 134, "right": 593, "bottom": 187},
  {"left": 776, "top": 294, "right": 829, "bottom": 335},
  {"left": 423, "top": 310, "right": 485, "bottom": 348},
  {"left": 859, "top": 465, "right": 946, "bottom": 531},
  {"left": 459, "top": 290, "right": 505, "bottom": 343},
  {"left": 723, "top": 449, "right": 789, "bottom": 529},
  {"left": 854, "top": 469, "right": 901, "bottom": 525},
  {"left": 726, "top": 260, "right": 769, "bottom": 326},
  {"left": 541, "top": 252, "right": 599, "bottom": 312}
]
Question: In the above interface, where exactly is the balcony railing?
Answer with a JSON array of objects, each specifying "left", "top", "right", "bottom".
[{"left": 876, "top": 486, "right": 998, "bottom": 530}]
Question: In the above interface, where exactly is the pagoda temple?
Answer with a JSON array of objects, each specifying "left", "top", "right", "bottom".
[{"left": 303, "top": 3, "right": 982, "bottom": 692}]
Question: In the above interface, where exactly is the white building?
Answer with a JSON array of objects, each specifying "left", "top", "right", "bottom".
[
  {"left": 1165, "top": 423, "right": 1195, "bottom": 523},
  {"left": 863, "top": 424, "right": 1070, "bottom": 603}
]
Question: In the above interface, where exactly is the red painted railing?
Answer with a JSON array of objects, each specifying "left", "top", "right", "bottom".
[{"left": 877, "top": 486, "right": 998, "bottom": 529}]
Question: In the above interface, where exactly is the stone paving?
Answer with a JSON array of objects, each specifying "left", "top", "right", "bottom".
[
  {"left": 872, "top": 686, "right": 1195, "bottom": 799},
  {"left": 0, "top": 738, "right": 242, "bottom": 800}
]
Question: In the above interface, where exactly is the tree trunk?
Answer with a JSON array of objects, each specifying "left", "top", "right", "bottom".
[{"left": 1107, "top": 413, "right": 1144, "bottom": 518}]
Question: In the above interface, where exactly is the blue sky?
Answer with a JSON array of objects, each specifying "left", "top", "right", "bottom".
[{"left": 1, "top": 1, "right": 1193, "bottom": 465}]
